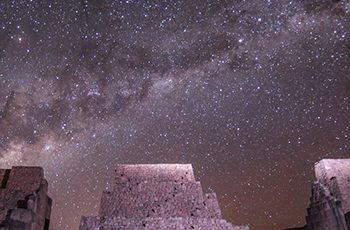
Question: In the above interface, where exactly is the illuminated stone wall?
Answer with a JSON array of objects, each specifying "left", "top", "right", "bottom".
[
  {"left": 80, "top": 164, "right": 248, "bottom": 230},
  {"left": 0, "top": 166, "right": 52, "bottom": 230}
]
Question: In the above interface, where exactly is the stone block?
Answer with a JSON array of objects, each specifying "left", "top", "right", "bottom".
[
  {"left": 0, "top": 166, "right": 51, "bottom": 230},
  {"left": 81, "top": 164, "right": 248, "bottom": 230}
]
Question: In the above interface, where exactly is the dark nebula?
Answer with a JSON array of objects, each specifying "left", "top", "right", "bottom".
[{"left": 0, "top": 0, "right": 350, "bottom": 229}]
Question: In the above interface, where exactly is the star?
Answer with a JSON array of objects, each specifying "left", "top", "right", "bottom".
[{"left": 0, "top": 0, "right": 349, "bottom": 229}]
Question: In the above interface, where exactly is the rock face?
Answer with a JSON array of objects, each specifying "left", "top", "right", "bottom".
[
  {"left": 286, "top": 159, "right": 350, "bottom": 230},
  {"left": 80, "top": 164, "right": 248, "bottom": 230},
  {"left": 0, "top": 166, "right": 52, "bottom": 230}
]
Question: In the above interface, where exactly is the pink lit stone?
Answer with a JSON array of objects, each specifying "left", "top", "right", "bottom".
[{"left": 80, "top": 164, "right": 249, "bottom": 230}]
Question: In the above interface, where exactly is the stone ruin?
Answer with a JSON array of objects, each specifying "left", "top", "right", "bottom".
[
  {"left": 80, "top": 164, "right": 249, "bottom": 230},
  {"left": 286, "top": 159, "right": 350, "bottom": 230},
  {"left": 0, "top": 166, "right": 52, "bottom": 230}
]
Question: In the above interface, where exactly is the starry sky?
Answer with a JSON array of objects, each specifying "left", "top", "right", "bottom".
[{"left": 0, "top": 0, "right": 350, "bottom": 229}]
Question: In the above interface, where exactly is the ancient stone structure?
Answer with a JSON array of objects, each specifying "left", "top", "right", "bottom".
[
  {"left": 286, "top": 159, "right": 350, "bottom": 230},
  {"left": 0, "top": 166, "right": 52, "bottom": 230},
  {"left": 80, "top": 164, "right": 248, "bottom": 230}
]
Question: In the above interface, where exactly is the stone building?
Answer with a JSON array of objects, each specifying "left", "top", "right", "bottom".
[
  {"left": 0, "top": 166, "right": 52, "bottom": 230},
  {"left": 80, "top": 164, "right": 248, "bottom": 230},
  {"left": 286, "top": 159, "right": 350, "bottom": 230}
]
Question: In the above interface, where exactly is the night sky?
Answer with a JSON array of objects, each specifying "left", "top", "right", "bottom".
[{"left": 0, "top": 0, "right": 350, "bottom": 229}]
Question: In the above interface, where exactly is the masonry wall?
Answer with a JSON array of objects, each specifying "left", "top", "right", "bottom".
[
  {"left": 315, "top": 159, "right": 350, "bottom": 214},
  {"left": 100, "top": 182, "right": 221, "bottom": 218},
  {"left": 0, "top": 166, "right": 52, "bottom": 230},
  {"left": 114, "top": 164, "right": 196, "bottom": 184},
  {"left": 81, "top": 164, "right": 249, "bottom": 230},
  {"left": 285, "top": 158, "right": 350, "bottom": 230},
  {"left": 80, "top": 216, "right": 248, "bottom": 230},
  {"left": 305, "top": 182, "right": 347, "bottom": 230}
]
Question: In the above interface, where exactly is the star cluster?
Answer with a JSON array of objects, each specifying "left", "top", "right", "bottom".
[{"left": 0, "top": 0, "right": 350, "bottom": 229}]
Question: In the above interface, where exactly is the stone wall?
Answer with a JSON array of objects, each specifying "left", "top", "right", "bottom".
[
  {"left": 81, "top": 164, "right": 249, "bottom": 230},
  {"left": 285, "top": 158, "right": 350, "bottom": 230},
  {"left": 99, "top": 182, "right": 221, "bottom": 218},
  {"left": 80, "top": 217, "right": 249, "bottom": 230},
  {"left": 315, "top": 159, "right": 350, "bottom": 214},
  {"left": 114, "top": 164, "right": 196, "bottom": 184},
  {"left": 0, "top": 166, "right": 52, "bottom": 230},
  {"left": 305, "top": 182, "right": 347, "bottom": 230}
]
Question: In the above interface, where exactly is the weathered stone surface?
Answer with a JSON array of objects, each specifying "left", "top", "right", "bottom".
[
  {"left": 114, "top": 164, "right": 196, "bottom": 184},
  {"left": 305, "top": 182, "right": 347, "bottom": 230},
  {"left": 285, "top": 158, "right": 350, "bottom": 230},
  {"left": 100, "top": 183, "right": 221, "bottom": 219},
  {"left": 0, "top": 166, "right": 52, "bottom": 230},
  {"left": 80, "top": 217, "right": 248, "bottom": 230},
  {"left": 80, "top": 164, "right": 248, "bottom": 230},
  {"left": 314, "top": 159, "right": 350, "bottom": 215}
]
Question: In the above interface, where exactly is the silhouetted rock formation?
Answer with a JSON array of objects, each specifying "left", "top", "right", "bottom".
[
  {"left": 80, "top": 164, "right": 248, "bottom": 230},
  {"left": 285, "top": 159, "right": 350, "bottom": 230},
  {"left": 0, "top": 166, "right": 52, "bottom": 230}
]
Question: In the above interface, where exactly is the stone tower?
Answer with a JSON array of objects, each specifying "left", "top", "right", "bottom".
[
  {"left": 0, "top": 166, "right": 52, "bottom": 230},
  {"left": 307, "top": 159, "right": 350, "bottom": 230},
  {"left": 285, "top": 159, "right": 350, "bottom": 230},
  {"left": 80, "top": 164, "right": 248, "bottom": 230}
]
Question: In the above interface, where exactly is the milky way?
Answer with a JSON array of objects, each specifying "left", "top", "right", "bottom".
[{"left": 1, "top": 0, "right": 350, "bottom": 229}]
